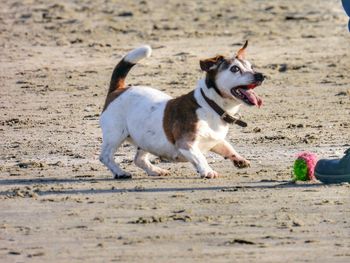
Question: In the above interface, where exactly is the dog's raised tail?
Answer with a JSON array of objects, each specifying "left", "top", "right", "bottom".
[{"left": 108, "top": 45, "right": 152, "bottom": 94}]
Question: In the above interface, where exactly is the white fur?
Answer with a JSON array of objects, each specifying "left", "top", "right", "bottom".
[
  {"left": 100, "top": 82, "right": 246, "bottom": 178},
  {"left": 101, "top": 87, "right": 178, "bottom": 160},
  {"left": 124, "top": 45, "right": 152, "bottom": 64},
  {"left": 100, "top": 47, "right": 257, "bottom": 178}
]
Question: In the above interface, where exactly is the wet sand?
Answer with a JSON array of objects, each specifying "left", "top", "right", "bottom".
[{"left": 1, "top": 0, "right": 349, "bottom": 262}]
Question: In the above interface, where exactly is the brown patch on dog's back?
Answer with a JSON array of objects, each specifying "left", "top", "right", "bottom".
[{"left": 163, "top": 91, "right": 200, "bottom": 144}]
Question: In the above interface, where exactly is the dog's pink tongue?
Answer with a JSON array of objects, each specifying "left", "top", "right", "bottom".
[{"left": 240, "top": 89, "right": 263, "bottom": 107}]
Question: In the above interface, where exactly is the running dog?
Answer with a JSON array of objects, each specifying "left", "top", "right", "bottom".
[{"left": 99, "top": 41, "right": 265, "bottom": 179}]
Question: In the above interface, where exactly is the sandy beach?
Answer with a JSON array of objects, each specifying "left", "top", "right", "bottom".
[{"left": 1, "top": 0, "right": 349, "bottom": 262}]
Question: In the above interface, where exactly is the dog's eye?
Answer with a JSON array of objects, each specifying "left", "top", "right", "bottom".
[{"left": 230, "top": 65, "right": 240, "bottom": 73}]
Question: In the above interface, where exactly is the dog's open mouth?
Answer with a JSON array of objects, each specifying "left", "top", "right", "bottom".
[{"left": 230, "top": 83, "right": 263, "bottom": 107}]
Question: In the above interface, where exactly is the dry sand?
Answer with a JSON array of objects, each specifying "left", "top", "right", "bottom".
[{"left": 1, "top": 0, "right": 350, "bottom": 262}]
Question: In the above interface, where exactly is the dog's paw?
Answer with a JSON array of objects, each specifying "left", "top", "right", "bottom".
[
  {"left": 202, "top": 170, "right": 219, "bottom": 179},
  {"left": 147, "top": 167, "right": 170, "bottom": 177},
  {"left": 114, "top": 172, "right": 132, "bottom": 180},
  {"left": 233, "top": 158, "right": 250, "bottom": 169}
]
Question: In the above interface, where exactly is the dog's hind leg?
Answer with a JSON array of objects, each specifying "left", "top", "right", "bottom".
[
  {"left": 134, "top": 148, "right": 170, "bottom": 176},
  {"left": 100, "top": 128, "right": 131, "bottom": 179}
]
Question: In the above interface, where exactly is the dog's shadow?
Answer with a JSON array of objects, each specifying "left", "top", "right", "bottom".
[{"left": 0, "top": 176, "right": 327, "bottom": 196}]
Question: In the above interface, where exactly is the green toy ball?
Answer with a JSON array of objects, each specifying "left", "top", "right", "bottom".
[
  {"left": 293, "top": 158, "right": 308, "bottom": 181},
  {"left": 293, "top": 152, "right": 318, "bottom": 181}
]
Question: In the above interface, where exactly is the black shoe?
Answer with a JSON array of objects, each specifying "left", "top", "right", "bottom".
[{"left": 315, "top": 148, "right": 350, "bottom": 184}]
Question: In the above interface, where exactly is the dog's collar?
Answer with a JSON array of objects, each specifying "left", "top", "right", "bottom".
[
  {"left": 205, "top": 76, "right": 223, "bottom": 97},
  {"left": 200, "top": 88, "right": 247, "bottom": 127}
]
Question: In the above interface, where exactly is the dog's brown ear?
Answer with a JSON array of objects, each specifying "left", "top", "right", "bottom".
[
  {"left": 236, "top": 40, "right": 248, "bottom": 59},
  {"left": 200, "top": 55, "right": 224, "bottom": 72}
]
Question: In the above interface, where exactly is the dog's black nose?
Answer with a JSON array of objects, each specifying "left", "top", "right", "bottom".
[{"left": 254, "top": 73, "right": 265, "bottom": 82}]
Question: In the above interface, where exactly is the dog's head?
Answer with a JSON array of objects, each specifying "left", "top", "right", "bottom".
[{"left": 200, "top": 41, "right": 264, "bottom": 107}]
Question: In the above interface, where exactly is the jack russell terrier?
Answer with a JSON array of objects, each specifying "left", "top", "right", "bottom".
[{"left": 99, "top": 41, "right": 265, "bottom": 179}]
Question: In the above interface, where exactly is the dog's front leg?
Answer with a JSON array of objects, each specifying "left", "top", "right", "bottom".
[
  {"left": 177, "top": 140, "right": 218, "bottom": 178},
  {"left": 211, "top": 140, "right": 250, "bottom": 168}
]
